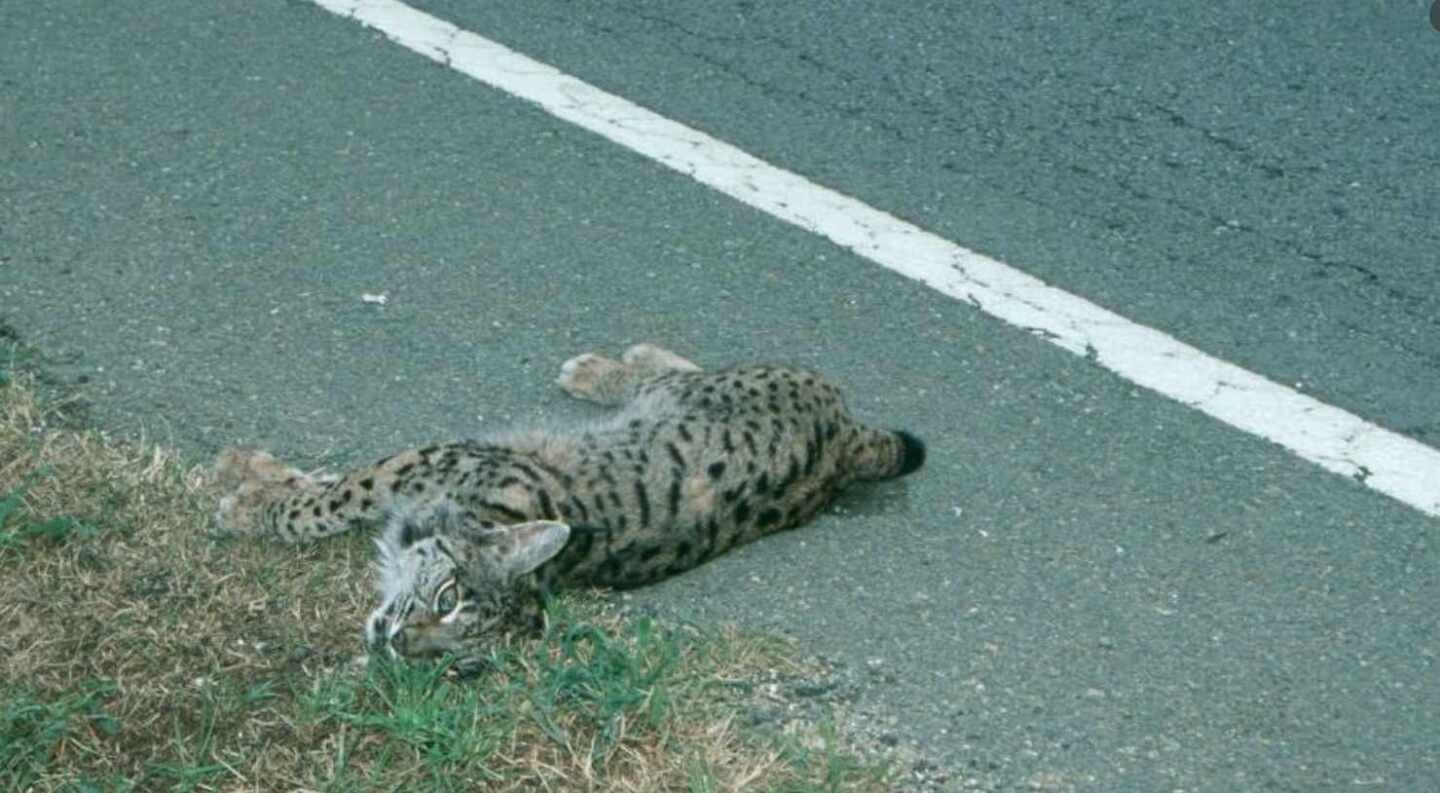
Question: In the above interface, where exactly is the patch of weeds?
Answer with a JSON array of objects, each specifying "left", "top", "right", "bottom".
[
  {"left": 685, "top": 757, "right": 721, "bottom": 793},
  {"left": 525, "top": 605, "right": 683, "bottom": 757},
  {"left": 0, "top": 680, "right": 120, "bottom": 790},
  {"left": 0, "top": 476, "right": 98, "bottom": 554},
  {"left": 142, "top": 758, "right": 228, "bottom": 793},
  {"left": 243, "top": 680, "right": 279, "bottom": 706},
  {"left": 56, "top": 776, "right": 134, "bottom": 793},
  {"left": 771, "top": 719, "right": 893, "bottom": 793},
  {"left": 297, "top": 604, "right": 702, "bottom": 788},
  {"left": 139, "top": 680, "right": 244, "bottom": 793},
  {"left": 304, "top": 654, "right": 507, "bottom": 787},
  {"left": 141, "top": 758, "right": 228, "bottom": 793}
]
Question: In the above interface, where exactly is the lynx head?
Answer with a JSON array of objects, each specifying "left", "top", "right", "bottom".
[{"left": 366, "top": 502, "right": 570, "bottom": 668}]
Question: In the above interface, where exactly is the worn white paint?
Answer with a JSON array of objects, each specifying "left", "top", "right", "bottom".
[{"left": 307, "top": 0, "right": 1440, "bottom": 518}]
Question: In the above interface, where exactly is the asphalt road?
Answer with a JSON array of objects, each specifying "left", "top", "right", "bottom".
[{"left": 3, "top": 2, "right": 1437, "bottom": 790}]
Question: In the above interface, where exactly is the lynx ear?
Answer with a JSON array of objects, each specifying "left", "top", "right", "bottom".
[{"left": 493, "top": 521, "right": 571, "bottom": 578}]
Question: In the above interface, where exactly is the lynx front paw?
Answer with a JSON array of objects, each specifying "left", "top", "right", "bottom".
[
  {"left": 556, "top": 353, "right": 624, "bottom": 402},
  {"left": 212, "top": 448, "right": 329, "bottom": 535}
]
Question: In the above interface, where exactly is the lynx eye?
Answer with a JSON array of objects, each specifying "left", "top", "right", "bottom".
[{"left": 433, "top": 579, "right": 460, "bottom": 614}]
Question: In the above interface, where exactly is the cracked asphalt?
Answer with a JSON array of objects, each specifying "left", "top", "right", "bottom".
[{"left": 3, "top": 2, "right": 1437, "bottom": 790}]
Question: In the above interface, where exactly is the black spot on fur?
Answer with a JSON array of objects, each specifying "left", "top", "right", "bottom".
[
  {"left": 398, "top": 518, "right": 425, "bottom": 547},
  {"left": 479, "top": 500, "right": 527, "bottom": 523},
  {"left": 633, "top": 481, "right": 651, "bottom": 528},
  {"left": 666, "top": 443, "right": 686, "bottom": 469},
  {"left": 667, "top": 479, "right": 682, "bottom": 519},
  {"left": 557, "top": 530, "right": 595, "bottom": 575}
]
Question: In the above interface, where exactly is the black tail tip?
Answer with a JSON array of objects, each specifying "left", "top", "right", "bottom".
[{"left": 894, "top": 430, "right": 926, "bottom": 476}]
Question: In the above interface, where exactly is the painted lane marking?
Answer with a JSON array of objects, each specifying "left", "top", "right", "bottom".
[{"left": 308, "top": 0, "right": 1440, "bottom": 518}]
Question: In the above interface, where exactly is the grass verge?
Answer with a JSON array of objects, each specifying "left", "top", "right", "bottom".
[{"left": 0, "top": 371, "right": 895, "bottom": 792}]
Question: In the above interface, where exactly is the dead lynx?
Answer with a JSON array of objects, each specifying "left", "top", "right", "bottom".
[{"left": 214, "top": 344, "right": 924, "bottom": 667}]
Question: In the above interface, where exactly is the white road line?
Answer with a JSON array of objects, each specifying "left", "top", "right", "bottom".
[{"left": 309, "top": 0, "right": 1440, "bottom": 519}]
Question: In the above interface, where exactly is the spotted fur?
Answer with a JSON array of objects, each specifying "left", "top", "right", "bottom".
[{"left": 215, "top": 344, "right": 924, "bottom": 666}]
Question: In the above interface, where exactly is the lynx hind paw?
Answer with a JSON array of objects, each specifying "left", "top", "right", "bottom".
[
  {"left": 212, "top": 448, "right": 327, "bottom": 534},
  {"left": 621, "top": 343, "right": 701, "bottom": 372},
  {"left": 556, "top": 352, "right": 624, "bottom": 400}
]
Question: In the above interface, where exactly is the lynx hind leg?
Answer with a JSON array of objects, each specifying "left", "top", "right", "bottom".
[
  {"left": 621, "top": 343, "right": 701, "bottom": 374},
  {"left": 558, "top": 344, "right": 702, "bottom": 405},
  {"left": 213, "top": 448, "right": 333, "bottom": 535}
]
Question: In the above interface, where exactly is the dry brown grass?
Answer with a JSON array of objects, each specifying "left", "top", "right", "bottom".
[{"left": 0, "top": 373, "right": 893, "bottom": 793}]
